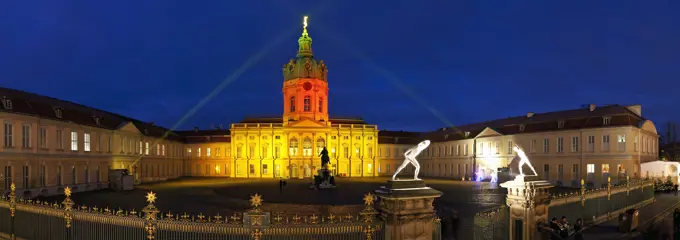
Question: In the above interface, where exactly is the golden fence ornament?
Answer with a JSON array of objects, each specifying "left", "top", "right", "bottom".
[
  {"left": 9, "top": 183, "right": 16, "bottom": 240},
  {"left": 143, "top": 191, "right": 159, "bottom": 240},
  {"left": 580, "top": 178, "right": 586, "bottom": 207},
  {"left": 607, "top": 177, "right": 612, "bottom": 200},
  {"left": 62, "top": 186, "right": 74, "bottom": 228},
  {"left": 249, "top": 193, "right": 263, "bottom": 212},
  {"left": 251, "top": 228, "right": 263, "bottom": 240},
  {"left": 363, "top": 225, "right": 375, "bottom": 240}
]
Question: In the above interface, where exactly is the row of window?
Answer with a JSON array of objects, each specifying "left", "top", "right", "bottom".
[
  {"left": 3, "top": 165, "right": 101, "bottom": 190},
  {"left": 1, "top": 122, "right": 186, "bottom": 158},
  {"left": 400, "top": 134, "right": 657, "bottom": 159},
  {"left": 233, "top": 135, "right": 373, "bottom": 141},
  {"left": 187, "top": 144, "right": 376, "bottom": 159},
  {"left": 289, "top": 96, "right": 323, "bottom": 112},
  {"left": 3, "top": 122, "right": 112, "bottom": 152}
]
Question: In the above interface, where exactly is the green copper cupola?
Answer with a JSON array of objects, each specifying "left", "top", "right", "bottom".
[
  {"left": 297, "top": 16, "right": 313, "bottom": 58},
  {"left": 282, "top": 16, "right": 328, "bottom": 82}
]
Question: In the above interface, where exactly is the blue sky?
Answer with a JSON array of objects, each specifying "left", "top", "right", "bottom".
[{"left": 0, "top": 0, "right": 678, "bottom": 132}]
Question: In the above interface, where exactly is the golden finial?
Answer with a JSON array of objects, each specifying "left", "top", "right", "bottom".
[
  {"left": 10, "top": 183, "right": 15, "bottom": 192},
  {"left": 64, "top": 186, "right": 72, "bottom": 197},
  {"left": 146, "top": 191, "right": 157, "bottom": 204},
  {"left": 249, "top": 193, "right": 263, "bottom": 209},
  {"left": 363, "top": 192, "right": 374, "bottom": 206},
  {"left": 303, "top": 16, "right": 308, "bottom": 30}
]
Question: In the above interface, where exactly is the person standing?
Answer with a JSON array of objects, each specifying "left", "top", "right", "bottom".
[
  {"left": 573, "top": 218, "right": 584, "bottom": 240},
  {"left": 560, "top": 216, "right": 570, "bottom": 239},
  {"left": 549, "top": 218, "right": 561, "bottom": 240}
]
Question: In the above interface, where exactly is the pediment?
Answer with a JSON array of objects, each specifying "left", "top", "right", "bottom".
[
  {"left": 287, "top": 118, "right": 327, "bottom": 128},
  {"left": 116, "top": 122, "right": 143, "bottom": 134},
  {"left": 475, "top": 127, "right": 503, "bottom": 138}
]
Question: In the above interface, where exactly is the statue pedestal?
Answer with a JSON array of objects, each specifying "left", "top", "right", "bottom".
[
  {"left": 500, "top": 176, "right": 554, "bottom": 240},
  {"left": 375, "top": 180, "right": 442, "bottom": 240},
  {"left": 313, "top": 167, "right": 335, "bottom": 189}
]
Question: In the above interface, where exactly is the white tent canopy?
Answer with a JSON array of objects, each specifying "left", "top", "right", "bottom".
[{"left": 641, "top": 160, "right": 680, "bottom": 183}]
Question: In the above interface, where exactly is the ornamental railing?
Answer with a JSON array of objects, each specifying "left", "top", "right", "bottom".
[{"left": 0, "top": 184, "right": 385, "bottom": 240}]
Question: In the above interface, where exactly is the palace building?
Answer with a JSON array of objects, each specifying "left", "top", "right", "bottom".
[{"left": 0, "top": 18, "right": 659, "bottom": 197}]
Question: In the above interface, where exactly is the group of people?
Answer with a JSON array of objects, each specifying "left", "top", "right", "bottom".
[{"left": 549, "top": 216, "right": 583, "bottom": 240}]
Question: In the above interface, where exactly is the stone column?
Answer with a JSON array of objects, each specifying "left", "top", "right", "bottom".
[
  {"left": 500, "top": 176, "right": 554, "bottom": 240},
  {"left": 375, "top": 180, "right": 442, "bottom": 240}
]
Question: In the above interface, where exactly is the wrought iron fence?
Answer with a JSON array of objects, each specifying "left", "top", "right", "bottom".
[
  {"left": 0, "top": 184, "right": 389, "bottom": 240},
  {"left": 472, "top": 205, "right": 508, "bottom": 240}
]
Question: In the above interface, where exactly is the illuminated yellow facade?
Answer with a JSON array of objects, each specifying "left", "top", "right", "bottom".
[{"left": 184, "top": 18, "right": 379, "bottom": 179}]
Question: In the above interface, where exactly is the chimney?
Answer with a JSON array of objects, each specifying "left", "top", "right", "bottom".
[
  {"left": 218, "top": 124, "right": 223, "bottom": 130},
  {"left": 526, "top": 112, "right": 534, "bottom": 118},
  {"left": 150, "top": 122, "right": 155, "bottom": 126},
  {"left": 625, "top": 104, "right": 642, "bottom": 117},
  {"left": 193, "top": 127, "right": 199, "bottom": 132},
  {"left": 440, "top": 127, "right": 447, "bottom": 131},
  {"left": 589, "top": 104, "right": 596, "bottom": 112}
]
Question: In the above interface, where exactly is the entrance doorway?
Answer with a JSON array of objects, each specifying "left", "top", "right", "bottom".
[{"left": 291, "top": 164, "right": 298, "bottom": 178}]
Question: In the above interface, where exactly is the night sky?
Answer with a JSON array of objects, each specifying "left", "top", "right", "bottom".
[{"left": 0, "top": 1, "right": 678, "bottom": 133}]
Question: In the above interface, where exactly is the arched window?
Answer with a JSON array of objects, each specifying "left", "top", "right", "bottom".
[
  {"left": 289, "top": 138, "right": 298, "bottom": 156},
  {"left": 303, "top": 96, "right": 311, "bottom": 112},
  {"left": 303, "top": 138, "right": 313, "bottom": 156},
  {"left": 366, "top": 144, "right": 373, "bottom": 158},
  {"left": 354, "top": 144, "right": 361, "bottom": 158},
  {"left": 316, "top": 138, "right": 325, "bottom": 154},
  {"left": 318, "top": 98, "right": 323, "bottom": 112},
  {"left": 289, "top": 97, "right": 296, "bottom": 112}
]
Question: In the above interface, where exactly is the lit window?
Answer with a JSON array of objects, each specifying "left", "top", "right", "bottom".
[
  {"left": 587, "top": 164, "right": 594, "bottom": 173},
  {"left": 83, "top": 133, "right": 91, "bottom": 152},
  {"left": 156, "top": 144, "right": 160, "bottom": 155},
  {"left": 207, "top": 147, "right": 211, "bottom": 157},
  {"left": 70, "top": 131, "right": 78, "bottom": 151},
  {"left": 145, "top": 142, "right": 149, "bottom": 155},
  {"left": 603, "top": 117, "right": 611, "bottom": 125},
  {"left": 302, "top": 138, "right": 312, "bottom": 156},
  {"left": 617, "top": 135, "right": 626, "bottom": 151},
  {"left": 303, "top": 96, "right": 311, "bottom": 112},
  {"left": 289, "top": 97, "right": 296, "bottom": 112},
  {"left": 289, "top": 138, "right": 298, "bottom": 156}
]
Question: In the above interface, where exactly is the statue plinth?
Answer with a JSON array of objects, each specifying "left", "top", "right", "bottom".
[
  {"left": 500, "top": 176, "right": 554, "bottom": 240},
  {"left": 374, "top": 180, "right": 442, "bottom": 240}
]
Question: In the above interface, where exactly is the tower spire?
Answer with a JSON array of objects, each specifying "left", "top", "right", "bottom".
[{"left": 297, "top": 16, "right": 313, "bottom": 57}]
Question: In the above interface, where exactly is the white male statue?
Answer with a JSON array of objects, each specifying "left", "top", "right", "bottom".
[
  {"left": 392, "top": 140, "right": 430, "bottom": 181},
  {"left": 512, "top": 144, "right": 538, "bottom": 176}
]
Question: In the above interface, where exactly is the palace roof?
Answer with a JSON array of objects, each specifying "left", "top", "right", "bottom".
[{"left": 1, "top": 87, "right": 650, "bottom": 145}]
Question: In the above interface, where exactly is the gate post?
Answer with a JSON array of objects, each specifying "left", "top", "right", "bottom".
[
  {"left": 9, "top": 183, "right": 16, "bottom": 240},
  {"left": 374, "top": 180, "right": 442, "bottom": 240},
  {"left": 500, "top": 176, "right": 553, "bottom": 240}
]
